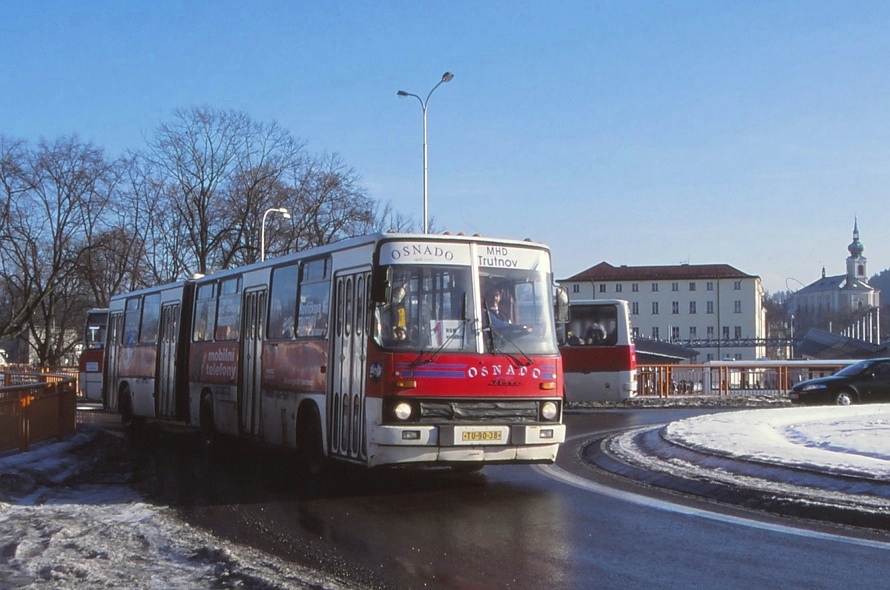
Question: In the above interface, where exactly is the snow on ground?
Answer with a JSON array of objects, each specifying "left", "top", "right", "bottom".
[
  {"left": 4, "top": 402, "right": 890, "bottom": 588},
  {"left": 663, "top": 405, "right": 890, "bottom": 480},
  {"left": 0, "top": 427, "right": 358, "bottom": 590}
]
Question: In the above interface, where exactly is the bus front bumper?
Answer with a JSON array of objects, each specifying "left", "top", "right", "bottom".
[{"left": 367, "top": 423, "right": 566, "bottom": 466}]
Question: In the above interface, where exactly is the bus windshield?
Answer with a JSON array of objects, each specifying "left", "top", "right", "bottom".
[
  {"left": 373, "top": 263, "right": 558, "bottom": 355},
  {"left": 480, "top": 267, "right": 557, "bottom": 355}
]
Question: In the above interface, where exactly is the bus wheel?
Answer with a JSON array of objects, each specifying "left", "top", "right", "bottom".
[
  {"left": 296, "top": 405, "right": 326, "bottom": 476},
  {"left": 119, "top": 386, "right": 144, "bottom": 439},
  {"left": 200, "top": 395, "right": 217, "bottom": 448}
]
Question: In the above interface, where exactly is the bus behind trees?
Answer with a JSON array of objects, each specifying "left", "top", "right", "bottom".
[
  {"left": 557, "top": 299, "right": 637, "bottom": 402},
  {"left": 102, "top": 233, "right": 567, "bottom": 470}
]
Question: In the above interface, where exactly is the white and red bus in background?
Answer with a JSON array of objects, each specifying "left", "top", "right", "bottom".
[
  {"left": 77, "top": 308, "right": 109, "bottom": 401},
  {"left": 103, "top": 233, "right": 567, "bottom": 471},
  {"left": 557, "top": 299, "right": 637, "bottom": 402}
]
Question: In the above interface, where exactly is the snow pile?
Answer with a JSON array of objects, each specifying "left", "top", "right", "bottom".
[
  {"left": 0, "top": 428, "right": 356, "bottom": 590},
  {"left": 663, "top": 405, "right": 890, "bottom": 480}
]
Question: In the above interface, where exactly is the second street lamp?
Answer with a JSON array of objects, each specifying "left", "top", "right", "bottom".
[
  {"left": 261, "top": 207, "right": 291, "bottom": 261},
  {"left": 398, "top": 71, "right": 454, "bottom": 234}
]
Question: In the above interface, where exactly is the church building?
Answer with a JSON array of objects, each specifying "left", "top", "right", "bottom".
[{"left": 788, "top": 220, "right": 880, "bottom": 333}]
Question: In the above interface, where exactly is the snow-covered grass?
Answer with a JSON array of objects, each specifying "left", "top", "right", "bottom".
[
  {"left": 663, "top": 404, "right": 890, "bottom": 480},
  {"left": 0, "top": 427, "right": 359, "bottom": 590}
]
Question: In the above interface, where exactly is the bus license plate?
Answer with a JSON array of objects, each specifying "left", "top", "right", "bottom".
[{"left": 456, "top": 427, "right": 508, "bottom": 445}]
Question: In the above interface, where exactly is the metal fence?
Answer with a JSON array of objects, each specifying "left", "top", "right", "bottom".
[
  {"left": 638, "top": 361, "right": 854, "bottom": 397},
  {"left": 0, "top": 370, "right": 78, "bottom": 453}
]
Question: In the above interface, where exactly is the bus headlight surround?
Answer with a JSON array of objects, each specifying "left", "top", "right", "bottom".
[{"left": 540, "top": 401, "right": 558, "bottom": 421}]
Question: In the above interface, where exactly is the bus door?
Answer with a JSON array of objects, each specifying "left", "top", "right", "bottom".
[
  {"left": 156, "top": 303, "right": 179, "bottom": 419},
  {"left": 329, "top": 269, "right": 370, "bottom": 462},
  {"left": 104, "top": 312, "right": 123, "bottom": 411},
  {"left": 239, "top": 288, "right": 267, "bottom": 437}
]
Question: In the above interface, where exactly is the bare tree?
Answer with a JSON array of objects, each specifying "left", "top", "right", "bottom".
[
  {"left": 0, "top": 136, "right": 118, "bottom": 364},
  {"left": 281, "top": 153, "right": 377, "bottom": 252},
  {"left": 147, "top": 107, "right": 250, "bottom": 275},
  {"left": 217, "top": 120, "right": 306, "bottom": 267}
]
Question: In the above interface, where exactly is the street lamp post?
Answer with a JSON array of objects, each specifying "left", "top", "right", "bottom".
[
  {"left": 398, "top": 71, "right": 454, "bottom": 234},
  {"left": 261, "top": 207, "right": 291, "bottom": 261}
]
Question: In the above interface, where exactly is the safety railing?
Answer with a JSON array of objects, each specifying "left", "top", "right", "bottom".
[
  {"left": 637, "top": 361, "right": 855, "bottom": 398},
  {"left": 0, "top": 371, "right": 78, "bottom": 453}
]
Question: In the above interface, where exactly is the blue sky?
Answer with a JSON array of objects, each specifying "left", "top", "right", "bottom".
[{"left": 3, "top": 1, "right": 889, "bottom": 294}]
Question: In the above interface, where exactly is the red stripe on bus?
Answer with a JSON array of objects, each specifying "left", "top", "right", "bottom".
[{"left": 560, "top": 345, "right": 636, "bottom": 373}]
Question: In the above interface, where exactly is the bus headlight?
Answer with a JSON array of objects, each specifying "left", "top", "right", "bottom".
[
  {"left": 394, "top": 402, "right": 414, "bottom": 421},
  {"left": 540, "top": 401, "right": 558, "bottom": 421}
]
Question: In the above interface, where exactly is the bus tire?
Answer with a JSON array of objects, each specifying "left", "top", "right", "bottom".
[
  {"left": 296, "top": 404, "right": 326, "bottom": 476},
  {"left": 119, "top": 385, "right": 134, "bottom": 427},
  {"left": 119, "top": 385, "right": 144, "bottom": 439},
  {"left": 199, "top": 394, "right": 218, "bottom": 448}
]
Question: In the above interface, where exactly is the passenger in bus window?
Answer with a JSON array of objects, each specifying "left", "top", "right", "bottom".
[
  {"left": 584, "top": 323, "right": 607, "bottom": 344},
  {"left": 566, "top": 330, "right": 582, "bottom": 346},
  {"left": 385, "top": 280, "right": 410, "bottom": 345}
]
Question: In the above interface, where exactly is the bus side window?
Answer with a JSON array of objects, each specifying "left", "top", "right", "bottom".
[
  {"left": 269, "top": 264, "right": 299, "bottom": 339},
  {"left": 215, "top": 277, "right": 242, "bottom": 341},
  {"left": 140, "top": 294, "right": 161, "bottom": 344},
  {"left": 123, "top": 297, "right": 141, "bottom": 345},
  {"left": 193, "top": 283, "right": 217, "bottom": 342},
  {"left": 296, "top": 258, "right": 331, "bottom": 338}
]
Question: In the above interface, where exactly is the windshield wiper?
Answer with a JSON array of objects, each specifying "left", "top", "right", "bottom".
[
  {"left": 485, "top": 313, "right": 533, "bottom": 367},
  {"left": 410, "top": 293, "right": 470, "bottom": 368}
]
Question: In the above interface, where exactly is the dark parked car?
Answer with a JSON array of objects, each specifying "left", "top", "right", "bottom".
[{"left": 789, "top": 358, "right": 890, "bottom": 405}]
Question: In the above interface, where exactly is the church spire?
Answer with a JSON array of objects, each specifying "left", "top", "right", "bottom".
[{"left": 848, "top": 218, "right": 864, "bottom": 258}]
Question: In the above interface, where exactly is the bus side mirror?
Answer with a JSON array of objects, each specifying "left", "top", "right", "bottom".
[
  {"left": 555, "top": 286, "right": 569, "bottom": 323},
  {"left": 371, "top": 266, "right": 392, "bottom": 304}
]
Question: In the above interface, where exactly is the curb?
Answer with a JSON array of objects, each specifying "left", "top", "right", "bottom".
[{"left": 583, "top": 427, "right": 890, "bottom": 531}]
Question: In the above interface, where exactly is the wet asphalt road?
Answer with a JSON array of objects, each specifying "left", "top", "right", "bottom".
[{"left": 131, "top": 408, "right": 890, "bottom": 589}]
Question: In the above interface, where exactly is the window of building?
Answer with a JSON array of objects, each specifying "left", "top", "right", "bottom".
[
  {"left": 652, "top": 327, "right": 660, "bottom": 339},
  {"left": 734, "top": 281, "right": 742, "bottom": 290},
  {"left": 734, "top": 300, "right": 742, "bottom": 313},
  {"left": 599, "top": 284, "right": 606, "bottom": 293},
  {"left": 689, "top": 282, "right": 696, "bottom": 291},
  {"left": 707, "top": 326, "right": 715, "bottom": 339},
  {"left": 706, "top": 301, "right": 714, "bottom": 314},
  {"left": 689, "top": 301, "right": 696, "bottom": 314},
  {"left": 572, "top": 284, "right": 580, "bottom": 294},
  {"left": 689, "top": 326, "right": 697, "bottom": 338},
  {"left": 734, "top": 326, "right": 742, "bottom": 339},
  {"left": 652, "top": 302, "right": 659, "bottom": 315},
  {"left": 672, "top": 282, "right": 679, "bottom": 291},
  {"left": 632, "top": 327, "right": 640, "bottom": 339},
  {"left": 722, "top": 326, "right": 730, "bottom": 339},
  {"left": 632, "top": 283, "right": 639, "bottom": 292},
  {"left": 671, "top": 326, "right": 680, "bottom": 341},
  {"left": 631, "top": 302, "right": 639, "bottom": 315},
  {"left": 672, "top": 301, "right": 679, "bottom": 314},
  {"left": 615, "top": 284, "right": 623, "bottom": 293},
  {"left": 651, "top": 283, "right": 658, "bottom": 292},
  {"left": 706, "top": 281, "right": 714, "bottom": 291}
]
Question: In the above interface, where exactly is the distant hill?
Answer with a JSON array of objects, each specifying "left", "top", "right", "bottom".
[{"left": 869, "top": 268, "right": 890, "bottom": 304}]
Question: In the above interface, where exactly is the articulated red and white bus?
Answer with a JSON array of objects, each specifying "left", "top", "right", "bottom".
[
  {"left": 103, "top": 233, "right": 567, "bottom": 470},
  {"left": 77, "top": 308, "right": 109, "bottom": 401},
  {"left": 557, "top": 299, "right": 637, "bottom": 402}
]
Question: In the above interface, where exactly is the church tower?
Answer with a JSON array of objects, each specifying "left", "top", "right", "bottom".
[{"left": 845, "top": 218, "right": 867, "bottom": 286}]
